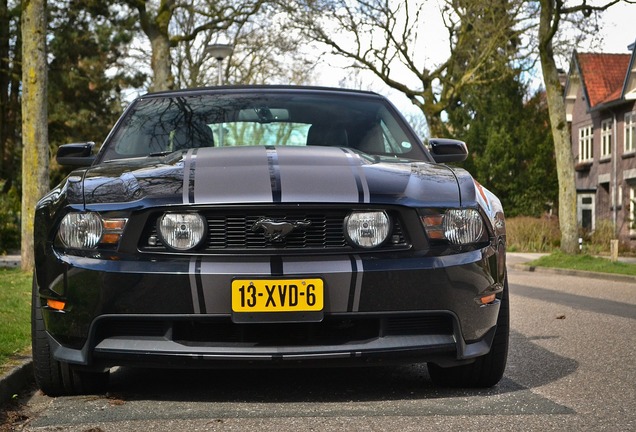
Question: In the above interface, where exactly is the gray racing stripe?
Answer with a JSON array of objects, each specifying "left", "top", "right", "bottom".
[
  {"left": 266, "top": 146, "right": 282, "bottom": 202},
  {"left": 276, "top": 146, "right": 361, "bottom": 202},
  {"left": 182, "top": 149, "right": 196, "bottom": 204},
  {"left": 342, "top": 149, "right": 370, "bottom": 203},
  {"left": 193, "top": 147, "right": 273, "bottom": 204},
  {"left": 351, "top": 255, "right": 363, "bottom": 312},
  {"left": 197, "top": 257, "right": 271, "bottom": 314},
  {"left": 189, "top": 257, "right": 201, "bottom": 314},
  {"left": 282, "top": 256, "right": 358, "bottom": 313},
  {"left": 195, "top": 256, "right": 360, "bottom": 314}
]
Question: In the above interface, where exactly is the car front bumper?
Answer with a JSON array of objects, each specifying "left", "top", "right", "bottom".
[{"left": 38, "top": 248, "right": 503, "bottom": 369}]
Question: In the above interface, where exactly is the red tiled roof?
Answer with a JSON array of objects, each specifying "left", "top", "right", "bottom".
[{"left": 577, "top": 53, "right": 631, "bottom": 107}]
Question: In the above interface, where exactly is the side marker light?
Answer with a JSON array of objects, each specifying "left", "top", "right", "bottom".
[
  {"left": 47, "top": 299, "right": 66, "bottom": 311},
  {"left": 480, "top": 294, "right": 497, "bottom": 305}
]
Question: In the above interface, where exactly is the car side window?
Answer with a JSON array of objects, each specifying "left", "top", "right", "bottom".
[
  {"left": 379, "top": 120, "right": 402, "bottom": 153},
  {"left": 356, "top": 119, "right": 413, "bottom": 156}
]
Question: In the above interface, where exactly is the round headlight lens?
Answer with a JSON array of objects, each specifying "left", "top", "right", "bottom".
[
  {"left": 157, "top": 213, "right": 206, "bottom": 251},
  {"left": 345, "top": 211, "right": 391, "bottom": 248},
  {"left": 443, "top": 209, "right": 484, "bottom": 244},
  {"left": 59, "top": 212, "right": 103, "bottom": 249}
]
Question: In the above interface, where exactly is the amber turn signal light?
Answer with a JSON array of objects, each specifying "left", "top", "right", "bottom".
[
  {"left": 47, "top": 299, "right": 66, "bottom": 311},
  {"left": 479, "top": 294, "right": 496, "bottom": 305}
]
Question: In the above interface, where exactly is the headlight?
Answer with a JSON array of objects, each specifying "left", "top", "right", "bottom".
[
  {"left": 443, "top": 209, "right": 485, "bottom": 244},
  {"left": 157, "top": 213, "right": 206, "bottom": 251},
  {"left": 59, "top": 212, "right": 103, "bottom": 249},
  {"left": 421, "top": 209, "right": 486, "bottom": 245},
  {"left": 344, "top": 211, "right": 391, "bottom": 248}
]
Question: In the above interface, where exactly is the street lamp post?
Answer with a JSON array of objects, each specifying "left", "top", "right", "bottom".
[
  {"left": 205, "top": 44, "right": 233, "bottom": 147},
  {"left": 206, "top": 44, "right": 234, "bottom": 86}
]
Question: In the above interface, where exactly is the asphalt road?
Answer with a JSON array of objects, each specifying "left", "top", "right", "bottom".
[{"left": 4, "top": 266, "right": 636, "bottom": 432}]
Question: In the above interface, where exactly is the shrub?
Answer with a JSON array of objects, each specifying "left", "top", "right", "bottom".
[
  {"left": 583, "top": 219, "right": 631, "bottom": 255},
  {"left": 506, "top": 216, "right": 560, "bottom": 252},
  {"left": 506, "top": 217, "right": 631, "bottom": 254},
  {"left": 0, "top": 182, "right": 20, "bottom": 254}
]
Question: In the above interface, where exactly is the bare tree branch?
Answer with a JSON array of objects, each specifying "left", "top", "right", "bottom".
[{"left": 290, "top": 0, "right": 526, "bottom": 136}]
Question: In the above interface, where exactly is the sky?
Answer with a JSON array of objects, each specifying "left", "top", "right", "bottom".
[
  {"left": 587, "top": 1, "right": 636, "bottom": 54},
  {"left": 120, "top": 1, "right": 635, "bottom": 122},
  {"left": 312, "top": 0, "right": 636, "bottom": 132}
]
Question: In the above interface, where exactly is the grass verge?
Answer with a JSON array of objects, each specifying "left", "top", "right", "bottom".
[
  {"left": 527, "top": 251, "right": 636, "bottom": 276},
  {"left": 0, "top": 269, "right": 32, "bottom": 370}
]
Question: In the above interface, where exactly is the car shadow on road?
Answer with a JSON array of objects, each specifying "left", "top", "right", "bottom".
[
  {"left": 1, "top": 328, "right": 577, "bottom": 430},
  {"left": 105, "top": 329, "right": 578, "bottom": 404}
]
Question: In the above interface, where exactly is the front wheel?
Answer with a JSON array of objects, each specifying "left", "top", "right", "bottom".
[
  {"left": 427, "top": 275, "right": 509, "bottom": 388},
  {"left": 31, "top": 274, "right": 109, "bottom": 396}
]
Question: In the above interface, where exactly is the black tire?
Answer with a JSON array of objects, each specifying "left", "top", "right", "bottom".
[
  {"left": 427, "top": 275, "right": 509, "bottom": 388},
  {"left": 31, "top": 274, "right": 109, "bottom": 396}
]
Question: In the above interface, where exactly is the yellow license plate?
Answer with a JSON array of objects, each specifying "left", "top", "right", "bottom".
[{"left": 231, "top": 278, "right": 324, "bottom": 312}]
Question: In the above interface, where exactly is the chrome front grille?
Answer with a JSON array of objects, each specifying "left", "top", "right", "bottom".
[
  {"left": 208, "top": 213, "right": 347, "bottom": 249},
  {"left": 139, "top": 209, "right": 408, "bottom": 254}
]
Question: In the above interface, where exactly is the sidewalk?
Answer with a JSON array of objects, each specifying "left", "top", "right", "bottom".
[
  {"left": 507, "top": 252, "right": 636, "bottom": 283},
  {"left": 0, "top": 254, "right": 20, "bottom": 269},
  {"left": 506, "top": 252, "right": 547, "bottom": 266}
]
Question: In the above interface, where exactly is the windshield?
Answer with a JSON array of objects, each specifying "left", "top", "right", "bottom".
[{"left": 100, "top": 92, "right": 427, "bottom": 162}]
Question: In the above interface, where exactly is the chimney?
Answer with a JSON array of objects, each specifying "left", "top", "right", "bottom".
[{"left": 558, "top": 68, "right": 567, "bottom": 88}]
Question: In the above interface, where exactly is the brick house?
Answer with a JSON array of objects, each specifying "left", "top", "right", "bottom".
[{"left": 564, "top": 40, "right": 636, "bottom": 248}]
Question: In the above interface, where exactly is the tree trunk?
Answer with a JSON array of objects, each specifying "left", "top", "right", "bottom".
[
  {"left": 6, "top": 16, "right": 21, "bottom": 188},
  {"left": 149, "top": 32, "right": 174, "bottom": 91},
  {"left": 538, "top": 0, "right": 578, "bottom": 254},
  {"left": 137, "top": 0, "right": 175, "bottom": 92},
  {"left": 21, "top": 0, "right": 49, "bottom": 271},
  {"left": 0, "top": 0, "right": 9, "bottom": 177}
]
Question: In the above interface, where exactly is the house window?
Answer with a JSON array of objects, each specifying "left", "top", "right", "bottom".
[
  {"left": 579, "top": 125, "right": 593, "bottom": 162},
  {"left": 626, "top": 112, "right": 636, "bottom": 153},
  {"left": 630, "top": 187, "right": 636, "bottom": 236},
  {"left": 611, "top": 183, "right": 623, "bottom": 210},
  {"left": 601, "top": 119, "right": 612, "bottom": 158},
  {"left": 578, "top": 193, "right": 595, "bottom": 231}
]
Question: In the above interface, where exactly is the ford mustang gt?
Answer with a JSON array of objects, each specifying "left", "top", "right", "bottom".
[{"left": 32, "top": 86, "right": 508, "bottom": 395}]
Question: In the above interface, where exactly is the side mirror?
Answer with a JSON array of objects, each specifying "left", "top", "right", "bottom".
[
  {"left": 56, "top": 142, "right": 96, "bottom": 167},
  {"left": 428, "top": 138, "right": 468, "bottom": 163}
]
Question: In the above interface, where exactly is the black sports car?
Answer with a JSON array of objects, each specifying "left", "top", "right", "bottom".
[{"left": 32, "top": 86, "right": 508, "bottom": 395}]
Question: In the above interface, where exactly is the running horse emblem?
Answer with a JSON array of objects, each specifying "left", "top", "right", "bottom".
[{"left": 251, "top": 218, "right": 311, "bottom": 242}]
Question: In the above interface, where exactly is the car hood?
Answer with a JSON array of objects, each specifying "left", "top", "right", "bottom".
[{"left": 80, "top": 146, "right": 464, "bottom": 208}]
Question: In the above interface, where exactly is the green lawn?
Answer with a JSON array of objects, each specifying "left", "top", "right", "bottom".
[
  {"left": 0, "top": 269, "right": 32, "bottom": 369},
  {"left": 527, "top": 251, "right": 636, "bottom": 276}
]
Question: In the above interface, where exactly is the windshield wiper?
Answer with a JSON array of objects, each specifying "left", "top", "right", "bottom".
[{"left": 148, "top": 150, "right": 175, "bottom": 157}]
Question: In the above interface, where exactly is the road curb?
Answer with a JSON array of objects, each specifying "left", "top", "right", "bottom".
[
  {"left": 0, "top": 255, "right": 20, "bottom": 269},
  {"left": 0, "top": 357, "right": 33, "bottom": 405},
  {"left": 510, "top": 263, "right": 636, "bottom": 283}
]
